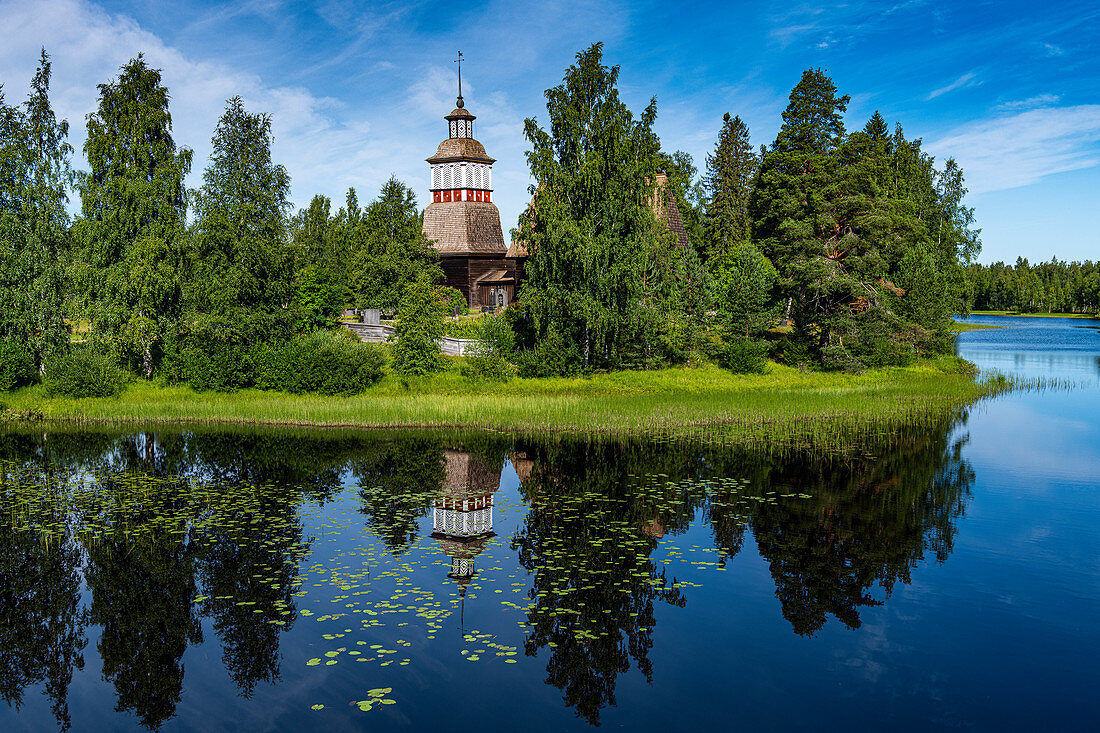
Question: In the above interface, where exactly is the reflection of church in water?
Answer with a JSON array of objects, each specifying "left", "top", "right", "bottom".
[{"left": 431, "top": 450, "right": 504, "bottom": 592}]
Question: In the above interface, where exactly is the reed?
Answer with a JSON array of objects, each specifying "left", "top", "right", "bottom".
[{"left": 2, "top": 356, "right": 1008, "bottom": 449}]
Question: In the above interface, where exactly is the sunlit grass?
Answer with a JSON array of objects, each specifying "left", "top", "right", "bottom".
[{"left": 2, "top": 356, "right": 1007, "bottom": 449}]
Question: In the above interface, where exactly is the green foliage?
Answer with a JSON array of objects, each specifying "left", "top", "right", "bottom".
[
  {"left": 968, "top": 257, "right": 1099, "bottom": 314},
  {"left": 718, "top": 337, "right": 769, "bottom": 374},
  {"left": 73, "top": 55, "right": 191, "bottom": 374},
  {"left": 186, "top": 96, "right": 293, "bottom": 346},
  {"left": 292, "top": 265, "right": 345, "bottom": 332},
  {"left": 516, "top": 329, "right": 584, "bottom": 378},
  {"left": 392, "top": 277, "right": 445, "bottom": 376},
  {"left": 438, "top": 286, "right": 469, "bottom": 316},
  {"left": 0, "top": 340, "right": 36, "bottom": 390},
  {"left": 45, "top": 346, "right": 126, "bottom": 397},
  {"left": 518, "top": 43, "right": 665, "bottom": 370},
  {"left": 712, "top": 242, "right": 778, "bottom": 339},
  {"left": 0, "top": 50, "right": 72, "bottom": 371},
  {"left": 254, "top": 331, "right": 384, "bottom": 395},
  {"left": 704, "top": 113, "right": 758, "bottom": 259},
  {"left": 161, "top": 336, "right": 254, "bottom": 392},
  {"left": 462, "top": 315, "right": 517, "bottom": 382},
  {"left": 343, "top": 178, "right": 442, "bottom": 312}
]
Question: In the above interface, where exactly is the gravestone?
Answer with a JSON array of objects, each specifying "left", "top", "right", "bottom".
[{"left": 363, "top": 309, "right": 381, "bottom": 325}]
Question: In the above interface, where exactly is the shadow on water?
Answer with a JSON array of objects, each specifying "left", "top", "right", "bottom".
[{"left": 0, "top": 417, "right": 973, "bottom": 730}]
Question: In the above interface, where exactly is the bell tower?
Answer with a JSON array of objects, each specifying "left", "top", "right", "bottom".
[{"left": 422, "top": 52, "right": 513, "bottom": 309}]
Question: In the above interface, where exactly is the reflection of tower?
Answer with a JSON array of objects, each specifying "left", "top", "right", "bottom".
[{"left": 432, "top": 450, "right": 503, "bottom": 593}]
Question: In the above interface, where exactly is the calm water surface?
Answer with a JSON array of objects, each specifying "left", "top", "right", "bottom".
[{"left": 1, "top": 315, "right": 1098, "bottom": 731}]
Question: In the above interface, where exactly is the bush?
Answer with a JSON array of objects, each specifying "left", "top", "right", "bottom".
[
  {"left": 0, "top": 341, "right": 36, "bottom": 391},
  {"left": 255, "top": 330, "right": 384, "bottom": 394},
  {"left": 461, "top": 316, "right": 517, "bottom": 382},
  {"left": 718, "top": 337, "right": 769, "bottom": 374},
  {"left": 45, "top": 347, "right": 126, "bottom": 398},
  {"left": 161, "top": 337, "right": 255, "bottom": 392},
  {"left": 393, "top": 278, "right": 445, "bottom": 376},
  {"left": 516, "top": 329, "right": 584, "bottom": 378}
]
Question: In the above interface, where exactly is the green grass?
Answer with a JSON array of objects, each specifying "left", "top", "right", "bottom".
[
  {"left": 1, "top": 355, "right": 1009, "bottom": 449},
  {"left": 950, "top": 321, "right": 1003, "bottom": 332},
  {"left": 969, "top": 310, "right": 1098, "bottom": 320}
]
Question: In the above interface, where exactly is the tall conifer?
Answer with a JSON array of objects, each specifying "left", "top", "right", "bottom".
[{"left": 703, "top": 113, "right": 757, "bottom": 258}]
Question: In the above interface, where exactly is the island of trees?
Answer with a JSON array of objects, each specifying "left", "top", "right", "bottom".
[{"left": 2, "top": 43, "right": 1073, "bottom": 405}]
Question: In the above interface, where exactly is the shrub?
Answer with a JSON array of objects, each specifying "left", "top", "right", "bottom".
[
  {"left": 461, "top": 316, "right": 517, "bottom": 382},
  {"left": 45, "top": 347, "right": 126, "bottom": 398},
  {"left": 516, "top": 329, "right": 584, "bottom": 378},
  {"left": 438, "top": 286, "right": 469, "bottom": 317},
  {"left": 392, "top": 278, "right": 445, "bottom": 376},
  {"left": 255, "top": 330, "right": 384, "bottom": 394},
  {"left": 161, "top": 337, "right": 255, "bottom": 392},
  {"left": 479, "top": 314, "right": 516, "bottom": 356},
  {"left": 718, "top": 337, "right": 769, "bottom": 374},
  {"left": 0, "top": 341, "right": 36, "bottom": 391}
]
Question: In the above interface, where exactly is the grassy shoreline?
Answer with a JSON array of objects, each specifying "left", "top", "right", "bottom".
[
  {"left": 967, "top": 310, "right": 1098, "bottom": 320},
  {"left": 2, "top": 356, "right": 1008, "bottom": 449}
]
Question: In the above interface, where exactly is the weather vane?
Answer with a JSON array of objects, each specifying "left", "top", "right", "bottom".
[{"left": 454, "top": 51, "right": 464, "bottom": 108}]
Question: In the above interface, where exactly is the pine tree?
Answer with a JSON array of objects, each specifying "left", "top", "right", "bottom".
[
  {"left": 74, "top": 55, "right": 191, "bottom": 375},
  {"left": 187, "top": 95, "right": 292, "bottom": 344},
  {"left": 703, "top": 113, "right": 757, "bottom": 259},
  {"left": 751, "top": 68, "right": 856, "bottom": 358}
]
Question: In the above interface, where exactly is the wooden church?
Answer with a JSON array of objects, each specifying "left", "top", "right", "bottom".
[
  {"left": 422, "top": 56, "right": 693, "bottom": 311},
  {"left": 421, "top": 73, "right": 516, "bottom": 310}
]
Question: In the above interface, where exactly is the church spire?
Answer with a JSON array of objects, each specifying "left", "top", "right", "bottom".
[{"left": 454, "top": 50, "right": 464, "bottom": 108}]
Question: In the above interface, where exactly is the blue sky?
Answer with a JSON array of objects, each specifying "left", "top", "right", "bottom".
[{"left": 1, "top": 0, "right": 1096, "bottom": 263}]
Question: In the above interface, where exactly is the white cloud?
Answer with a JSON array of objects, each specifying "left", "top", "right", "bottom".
[
  {"left": 0, "top": 0, "right": 429, "bottom": 211},
  {"left": 925, "top": 71, "right": 977, "bottom": 100},
  {"left": 995, "top": 94, "right": 1060, "bottom": 111},
  {"left": 1043, "top": 43, "right": 1065, "bottom": 56},
  {"left": 927, "top": 105, "right": 1100, "bottom": 194}
]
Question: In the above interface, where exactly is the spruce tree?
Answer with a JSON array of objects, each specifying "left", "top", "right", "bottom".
[
  {"left": 187, "top": 95, "right": 292, "bottom": 344},
  {"left": 74, "top": 55, "right": 191, "bottom": 375},
  {"left": 349, "top": 177, "right": 439, "bottom": 312},
  {"left": 703, "top": 113, "right": 757, "bottom": 258}
]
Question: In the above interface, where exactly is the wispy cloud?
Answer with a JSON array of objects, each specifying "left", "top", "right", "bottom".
[
  {"left": 1043, "top": 43, "right": 1065, "bottom": 56},
  {"left": 925, "top": 71, "right": 977, "bottom": 100},
  {"left": 996, "top": 94, "right": 1060, "bottom": 111},
  {"left": 928, "top": 105, "right": 1100, "bottom": 194}
]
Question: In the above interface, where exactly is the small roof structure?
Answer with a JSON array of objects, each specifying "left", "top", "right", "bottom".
[
  {"left": 652, "top": 172, "right": 691, "bottom": 250},
  {"left": 475, "top": 268, "right": 515, "bottom": 285},
  {"left": 426, "top": 137, "right": 494, "bottom": 164}
]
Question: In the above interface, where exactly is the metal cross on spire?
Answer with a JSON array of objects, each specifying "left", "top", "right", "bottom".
[{"left": 454, "top": 51, "right": 464, "bottom": 108}]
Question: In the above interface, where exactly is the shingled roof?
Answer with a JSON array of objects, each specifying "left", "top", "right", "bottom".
[
  {"left": 653, "top": 172, "right": 691, "bottom": 250},
  {"left": 423, "top": 200, "right": 508, "bottom": 255},
  {"left": 426, "top": 137, "right": 495, "bottom": 164}
]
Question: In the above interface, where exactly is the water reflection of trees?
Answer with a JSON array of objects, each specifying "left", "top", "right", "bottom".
[
  {"left": 0, "top": 470, "right": 87, "bottom": 731},
  {"left": 0, "top": 422, "right": 973, "bottom": 728}
]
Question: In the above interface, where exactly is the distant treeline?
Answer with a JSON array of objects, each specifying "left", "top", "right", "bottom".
[{"left": 967, "top": 259, "right": 1100, "bottom": 314}]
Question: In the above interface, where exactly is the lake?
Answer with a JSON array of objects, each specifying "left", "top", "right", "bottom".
[{"left": 1, "top": 314, "right": 1097, "bottom": 731}]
